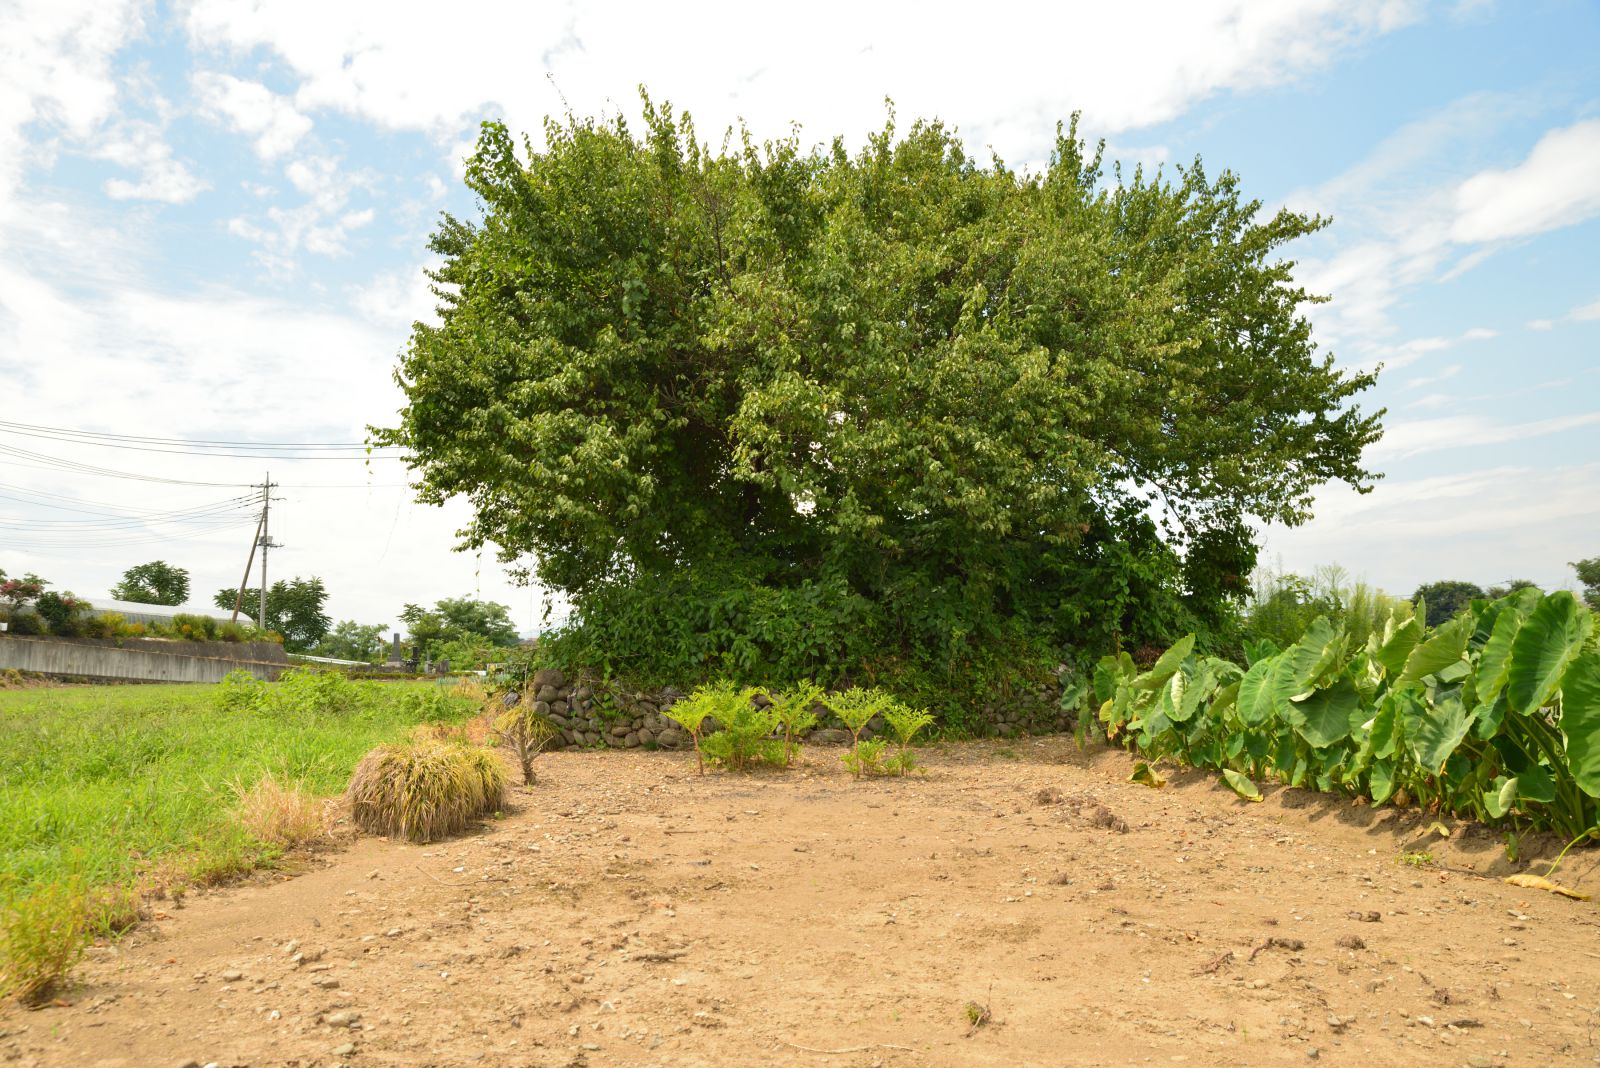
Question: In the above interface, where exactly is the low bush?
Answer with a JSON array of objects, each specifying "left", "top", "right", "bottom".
[
  {"left": 768, "top": 682, "right": 824, "bottom": 766},
  {"left": 701, "top": 697, "right": 784, "bottom": 771},
  {"left": 491, "top": 706, "right": 559, "bottom": 783},
  {"left": 883, "top": 704, "right": 934, "bottom": 776},
  {"left": 0, "top": 878, "right": 89, "bottom": 1004},
  {"left": 346, "top": 740, "right": 507, "bottom": 843}
]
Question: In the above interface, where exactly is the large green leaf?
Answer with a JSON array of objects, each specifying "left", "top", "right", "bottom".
[
  {"left": 1286, "top": 676, "right": 1358, "bottom": 749},
  {"left": 1560, "top": 650, "right": 1600, "bottom": 798},
  {"left": 1404, "top": 696, "right": 1472, "bottom": 775},
  {"left": 1221, "top": 768, "right": 1263, "bottom": 802},
  {"left": 1475, "top": 606, "right": 1524, "bottom": 704},
  {"left": 1373, "top": 614, "right": 1422, "bottom": 678},
  {"left": 1268, "top": 618, "right": 1340, "bottom": 714},
  {"left": 1398, "top": 615, "right": 1470, "bottom": 689},
  {"left": 1133, "top": 634, "right": 1195, "bottom": 691},
  {"left": 1235, "top": 658, "right": 1275, "bottom": 725},
  {"left": 1369, "top": 757, "right": 1396, "bottom": 805},
  {"left": 1507, "top": 592, "right": 1591, "bottom": 714},
  {"left": 1167, "top": 666, "right": 1215, "bottom": 724}
]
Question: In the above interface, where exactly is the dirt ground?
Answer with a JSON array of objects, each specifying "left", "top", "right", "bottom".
[{"left": 4, "top": 739, "right": 1600, "bottom": 1068}]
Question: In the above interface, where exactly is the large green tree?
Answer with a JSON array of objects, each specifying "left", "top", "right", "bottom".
[
  {"left": 376, "top": 98, "right": 1381, "bottom": 688},
  {"left": 400, "top": 596, "right": 519, "bottom": 657},
  {"left": 213, "top": 576, "right": 331, "bottom": 652},
  {"left": 1573, "top": 556, "right": 1600, "bottom": 611},
  {"left": 1411, "top": 580, "right": 1486, "bottom": 628},
  {"left": 309, "top": 620, "right": 388, "bottom": 663},
  {"left": 110, "top": 560, "right": 190, "bottom": 606}
]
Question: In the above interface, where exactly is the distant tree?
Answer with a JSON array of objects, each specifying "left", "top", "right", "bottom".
[
  {"left": 1486, "top": 578, "right": 1540, "bottom": 600},
  {"left": 1411, "top": 580, "right": 1486, "bottom": 627},
  {"left": 1573, "top": 557, "right": 1600, "bottom": 611},
  {"left": 213, "top": 576, "right": 332, "bottom": 652},
  {"left": 0, "top": 571, "right": 47, "bottom": 614},
  {"left": 34, "top": 591, "right": 92, "bottom": 636},
  {"left": 309, "top": 620, "right": 387, "bottom": 663},
  {"left": 110, "top": 560, "right": 190, "bottom": 606},
  {"left": 400, "top": 596, "right": 520, "bottom": 657}
]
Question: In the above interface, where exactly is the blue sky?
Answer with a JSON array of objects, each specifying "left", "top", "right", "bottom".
[{"left": 1, "top": 0, "right": 1597, "bottom": 631}]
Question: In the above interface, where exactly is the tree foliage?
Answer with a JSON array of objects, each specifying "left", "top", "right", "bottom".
[
  {"left": 1411, "top": 580, "right": 1486, "bottom": 628},
  {"left": 400, "top": 596, "right": 520, "bottom": 657},
  {"left": 212, "top": 576, "right": 331, "bottom": 652},
  {"left": 377, "top": 95, "right": 1382, "bottom": 697},
  {"left": 110, "top": 560, "right": 190, "bottom": 606},
  {"left": 1572, "top": 556, "right": 1600, "bottom": 612},
  {"left": 310, "top": 620, "right": 387, "bottom": 663}
]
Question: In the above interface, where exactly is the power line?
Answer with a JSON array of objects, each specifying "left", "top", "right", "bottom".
[
  {"left": 0, "top": 420, "right": 403, "bottom": 452},
  {"left": 0, "top": 442, "right": 255, "bottom": 487}
]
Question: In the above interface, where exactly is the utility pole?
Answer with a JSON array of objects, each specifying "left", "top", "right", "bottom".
[
  {"left": 230, "top": 506, "right": 265, "bottom": 624},
  {"left": 258, "top": 472, "right": 280, "bottom": 633}
]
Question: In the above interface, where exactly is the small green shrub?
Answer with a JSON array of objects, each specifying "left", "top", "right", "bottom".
[
  {"left": 882, "top": 704, "right": 934, "bottom": 776},
  {"left": 826, "top": 687, "right": 897, "bottom": 779},
  {"left": 0, "top": 878, "right": 89, "bottom": 1004},
  {"left": 841, "top": 737, "right": 890, "bottom": 778},
  {"left": 768, "top": 681, "right": 823, "bottom": 766},
  {"left": 492, "top": 706, "right": 559, "bottom": 783},
  {"left": 661, "top": 683, "right": 732, "bottom": 775},
  {"left": 346, "top": 739, "right": 507, "bottom": 843},
  {"left": 701, "top": 698, "right": 784, "bottom": 771}
]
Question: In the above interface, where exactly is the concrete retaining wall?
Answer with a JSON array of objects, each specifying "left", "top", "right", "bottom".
[{"left": 0, "top": 634, "right": 289, "bottom": 684}]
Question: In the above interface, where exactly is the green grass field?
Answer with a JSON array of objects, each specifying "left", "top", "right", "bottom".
[{"left": 0, "top": 676, "right": 479, "bottom": 907}]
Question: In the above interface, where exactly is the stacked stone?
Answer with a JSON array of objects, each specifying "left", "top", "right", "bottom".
[{"left": 528, "top": 667, "right": 1071, "bottom": 749}]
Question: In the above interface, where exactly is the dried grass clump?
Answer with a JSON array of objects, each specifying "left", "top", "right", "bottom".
[
  {"left": 346, "top": 740, "right": 506, "bottom": 843},
  {"left": 233, "top": 771, "right": 328, "bottom": 849}
]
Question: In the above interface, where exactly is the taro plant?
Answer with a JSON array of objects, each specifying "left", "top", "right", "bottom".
[
  {"left": 768, "top": 681, "right": 824, "bottom": 766},
  {"left": 492, "top": 705, "right": 559, "bottom": 783},
  {"left": 827, "top": 687, "right": 896, "bottom": 779},
  {"left": 883, "top": 703, "right": 934, "bottom": 776},
  {"left": 1082, "top": 588, "right": 1600, "bottom": 839}
]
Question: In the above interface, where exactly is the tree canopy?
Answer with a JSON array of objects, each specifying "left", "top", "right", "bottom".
[
  {"left": 111, "top": 560, "right": 190, "bottom": 606},
  {"left": 378, "top": 97, "right": 1382, "bottom": 694},
  {"left": 213, "top": 576, "right": 331, "bottom": 652},
  {"left": 1411, "top": 580, "right": 1486, "bottom": 628},
  {"left": 400, "top": 596, "right": 520, "bottom": 656}
]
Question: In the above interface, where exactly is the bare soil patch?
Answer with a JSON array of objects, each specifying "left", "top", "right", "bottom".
[{"left": 4, "top": 739, "right": 1599, "bottom": 1067}]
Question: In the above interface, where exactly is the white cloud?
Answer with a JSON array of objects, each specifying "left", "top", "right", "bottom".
[
  {"left": 184, "top": 0, "right": 1423, "bottom": 162},
  {"left": 97, "top": 119, "right": 209, "bottom": 202},
  {"left": 0, "top": 0, "right": 148, "bottom": 219},
  {"left": 1369, "top": 411, "right": 1600, "bottom": 461},
  {"left": 1452, "top": 119, "right": 1600, "bottom": 243},
  {"left": 193, "top": 71, "right": 313, "bottom": 158},
  {"left": 1526, "top": 318, "right": 1554, "bottom": 331},
  {"left": 227, "top": 154, "right": 377, "bottom": 267},
  {"left": 1572, "top": 296, "right": 1600, "bottom": 322},
  {"left": 1402, "top": 363, "right": 1460, "bottom": 390},
  {"left": 1261, "top": 462, "right": 1600, "bottom": 593}
]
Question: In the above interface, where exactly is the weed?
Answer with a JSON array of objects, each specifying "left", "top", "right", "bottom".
[
  {"left": 963, "top": 985, "right": 994, "bottom": 1037},
  {"left": 842, "top": 737, "right": 890, "bottom": 778},
  {"left": 701, "top": 698, "right": 784, "bottom": 771},
  {"left": 491, "top": 706, "right": 559, "bottom": 784},
  {"left": 826, "top": 687, "right": 896, "bottom": 780},
  {"left": 768, "top": 681, "right": 824, "bottom": 766},
  {"left": 346, "top": 740, "right": 507, "bottom": 843},
  {"left": 0, "top": 878, "right": 88, "bottom": 1004},
  {"left": 995, "top": 746, "right": 1020, "bottom": 760},
  {"left": 232, "top": 772, "right": 326, "bottom": 849},
  {"left": 883, "top": 704, "right": 933, "bottom": 777},
  {"left": 662, "top": 682, "right": 751, "bottom": 775},
  {"left": 1399, "top": 850, "right": 1434, "bottom": 868}
]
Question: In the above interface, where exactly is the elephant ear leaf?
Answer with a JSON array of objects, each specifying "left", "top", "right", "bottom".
[
  {"left": 1398, "top": 615, "right": 1470, "bottom": 689},
  {"left": 1133, "top": 634, "right": 1195, "bottom": 691},
  {"left": 1475, "top": 605, "right": 1525, "bottom": 705},
  {"left": 1236, "top": 658, "right": 1275, "bottom": 725},
  {"left": 1405, "top": 697, "right": 1472, "bottom": 776},
  {"left": 1286, "top": 676, "right": 1358, "bottom": 749},
  {"left": 1506, "top": 592, "right": 1591, "bottom": 714},
  {"left": 1560, "top": 651, "right": 1600, "bottom": 798},
  {"left": 1374, "top": 613, "right": 1423, "bottom": 679},
  {"left": 1221, "top": 768, "right": 1263, "bottom": 802}
]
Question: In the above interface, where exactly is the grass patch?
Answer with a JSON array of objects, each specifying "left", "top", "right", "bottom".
[{"left": 0, "top": 676, "right": 480, "bottom": 995}]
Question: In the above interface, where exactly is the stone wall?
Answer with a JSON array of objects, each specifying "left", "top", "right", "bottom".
[{"left": 515, "top": 667, "right": 1076, "bottom": 750}]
